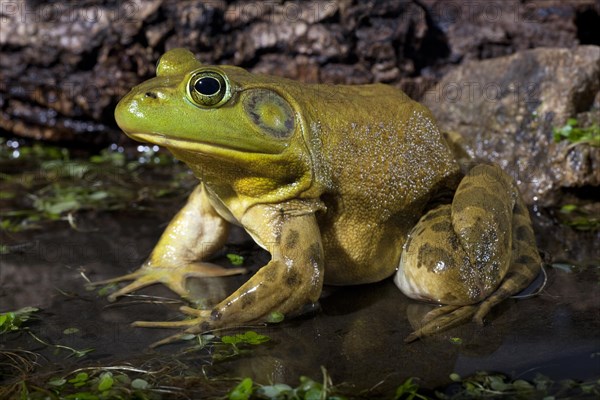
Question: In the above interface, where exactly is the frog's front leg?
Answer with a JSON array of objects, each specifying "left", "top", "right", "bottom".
[
  {"left": 133, "top": 201, "right": 325, "bottom": 337},
  {"left": 92, "top": 184, "right": 245, "bottom": 301},
  {"left": 395, "top": 164, "right": 542, "bottom": 341}
]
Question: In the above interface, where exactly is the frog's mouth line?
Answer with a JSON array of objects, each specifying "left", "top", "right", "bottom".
[{"left": 128, "top": 132, "right": 282, "bottom": 155}]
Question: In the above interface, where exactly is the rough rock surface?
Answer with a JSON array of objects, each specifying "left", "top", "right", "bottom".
[
  {"left": 425, "top": 46, "right": 600, "bottom": 205},
  {"left": 1, "top": 0, "right": 598, "bottom": 145}
]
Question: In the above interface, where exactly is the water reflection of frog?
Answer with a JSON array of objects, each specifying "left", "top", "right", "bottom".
[{"left": 98, "top": 48, "right": 541, "bottom": 343}]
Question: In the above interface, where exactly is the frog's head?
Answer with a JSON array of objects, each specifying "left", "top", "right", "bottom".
[{"left": 115, "top": 48, "right": 315, "bottom": 201}]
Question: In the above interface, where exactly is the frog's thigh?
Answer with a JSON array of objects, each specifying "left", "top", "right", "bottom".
[
  {"left": 473, "top": 190, "right": 542, "bottom": 321},
  {"left": 395, "top": 165, "right": 514, "bottom": 305},
  {"left": 395, "top": 205, "right": 470, "bottom": 304}
]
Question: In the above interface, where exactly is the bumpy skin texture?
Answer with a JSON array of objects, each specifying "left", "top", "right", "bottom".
[{"left": 99, "top": 48, "right": 541, "bottom": 345}]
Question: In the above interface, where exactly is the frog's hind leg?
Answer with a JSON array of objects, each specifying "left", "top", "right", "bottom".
[
  {"left": 472, "top": 194, "right": 542, "bottom": 323},
  {"left": 396, "top": 164, "right": 541, "bottom": 342}
]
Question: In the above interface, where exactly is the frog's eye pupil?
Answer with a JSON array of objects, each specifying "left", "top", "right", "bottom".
[{"left": 195, "top": 77, "right": 221, "bottom": 96}]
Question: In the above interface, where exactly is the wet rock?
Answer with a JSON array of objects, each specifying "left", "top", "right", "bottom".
[
  {"left": 419, "top": 0, "right": 592, "bottom": 62},
  {"left": 424, "top": 46, "right": 600, "bottom": 206}
]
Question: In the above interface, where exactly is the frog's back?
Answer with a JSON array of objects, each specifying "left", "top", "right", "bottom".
[{"left": 297, "top": 82, "right": 461, "bottom": 285}]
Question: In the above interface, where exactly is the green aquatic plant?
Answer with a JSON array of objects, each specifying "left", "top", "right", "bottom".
[
  {"left": 435, "top": 371, "right": 600, "bottom": 399},
  {"left": 0, "top": 139, "right": 193, "bottom": 233},
  {"left": 25, "top": 367, "right": 166, "bottom": 400},
  {"left": 0, "top": 307, "right": 94, "bottom": 359},
  {"left": 0, "top": 307, "right": 38, "bottom": 334},
  {"left": 394, "top": 377, "right": 430, "bottom": 400},
  {"left": 214, "top": 330, "right": 271, "bottom": 361},
  {"left": 556, "top": 204, "right": 599, "bottom": 231},
  {"left": 553, "top": 118, "right": 599, "bottom": 147},
  {"left": 178, "top": 330, "right": 273, "bottom": 362},
  {"left": 227, "top": 253, "right": 245, "bottom": 266},
  {"left": 228, "top": 367, "right": 348, "bottom": 400}
]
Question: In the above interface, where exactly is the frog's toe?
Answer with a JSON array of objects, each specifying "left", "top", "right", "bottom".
[
  {"left": 95, "top": 262, "right": 246, "bottom": 301},
  {"left": 107, "top": 271, "right": 178, "bottom": 302},
  {"left": 132, "top": 307, "right": 211, "bottom": 329},
  {"left": 90, "top": 270, "right": 144, "bottom": 286},
  {"left": 149, "top": 333, "right": 187, "bottom": 348},
  {"left": 405, "top": 304, "right": 477, "bottom": 343}
]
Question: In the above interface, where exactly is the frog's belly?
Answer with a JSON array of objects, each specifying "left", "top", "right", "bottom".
[{"left": 320, "top": 227, "right": 405, "bottom": 286}]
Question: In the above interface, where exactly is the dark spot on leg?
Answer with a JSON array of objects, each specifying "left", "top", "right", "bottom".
[
  {"left": 286, "top": 270, "right": 301, "bottom": 287},
  {"left": 431, "top": 220, "right": 452, "bottom": 233},
  {"left": 418, "top": 243, "right": 455, "bottom": 273},
  {"left": 285, "top": 229, "right": 299, "bottom": 250},
  {"left": 211, "top": 309, "right": 222, "bottom": 321},
  {"left": 448, "top": 234, "right": 460, "bottom": 251},
  {"left": 516, "top": 255, "right": 535, "bottom": 265},
  {"left": 513, "top": 201, "right": 527, "bottom": 216},
  {"left": 264, "top": 267, "right": 278, "bottom": 283},
  {"left": 241, "top": 292, "right": 257, "bottom": 309},
  {"left": 515, "top": 225, "right": 533, "bottom": 242}
]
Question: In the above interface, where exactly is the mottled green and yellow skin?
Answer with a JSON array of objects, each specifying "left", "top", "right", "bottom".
[{"left": 100, "top": 48, "right": 541, "bottom": 344}]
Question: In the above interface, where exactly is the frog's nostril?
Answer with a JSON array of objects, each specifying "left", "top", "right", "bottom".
[{"left": 145, "top": 91, "right": 158, "bottom": 99}]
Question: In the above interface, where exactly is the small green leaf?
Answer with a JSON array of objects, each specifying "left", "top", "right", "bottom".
[
  {"left": 48, "top": 378, "right": 67, "bottom": 387},
  {"left": 449, "top": 337, "right": 463, "bottom": 345},
  {"left": 305, "top": 387, "right": 324, "bottom": 400},
  {"left": 68, "top": 372, "right": 89, "bottom": 384},
  {"left": 513, "top": 379, "right": 534, "bottom": 391},
  {"left": 229, "top": 377, "right": 253, "bottom": 400},
  {"left": 489, "top": 375, "right": 508, "bottom": 391},
  {"left": 97, "top": 371, "right": 114, "bottom": 391},
  {"left": 221, "top": 335, "right": 240, "bottom": 345},
  {"left": 560, "top": 204, "right": 578, "bottom": 213},
  {"left": 242, "top": 331, "right": 270, "bottom": 345},
  {"left": 298, "top": 376, "right": 322, "bottom": 393},
  {"left": 450, "top": 373, "right": 461, "bottom": 382},
  {"left": 131, "top": 378, "right": 149, "bottom": 390},
  {"left": 267, "top": 311, "right": 284, "bottom": 324},
  {"left": 226, "top": 253, "right": 244, "bottom": 266},
  {"left": 63, "top": 327, "right": 79, "bottom": 335},
  {"left": 258, "top": 384, "right": 293, "bottom": 397}
]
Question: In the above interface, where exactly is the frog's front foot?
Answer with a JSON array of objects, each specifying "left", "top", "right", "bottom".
[{"left": 91, "top": 262, "right": 246, "bottom": 302}]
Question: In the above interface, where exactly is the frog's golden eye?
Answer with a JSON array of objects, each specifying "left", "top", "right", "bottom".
[{"left": 187, "top": 70, "right": 230, "bottom": 107}]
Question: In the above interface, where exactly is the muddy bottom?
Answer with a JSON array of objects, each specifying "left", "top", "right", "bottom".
[{"left": 1, "top": 210, "right": 599, "bottom": 398}]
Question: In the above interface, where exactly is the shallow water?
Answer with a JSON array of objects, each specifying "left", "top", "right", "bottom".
[{"left": 1, "top": 209, "right": 599, "bottom": 397}]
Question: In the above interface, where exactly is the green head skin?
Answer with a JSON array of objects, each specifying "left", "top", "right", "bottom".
[{"left": 115, "top": 48, "right": 314, "bottom": 202}]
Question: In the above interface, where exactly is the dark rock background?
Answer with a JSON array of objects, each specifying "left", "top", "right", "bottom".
[
  {"left": 1, "top": 0, "right": 599, "bottom": 203},
  {"left": 1, "top": 0, "right": 597, "bottom": 141}
]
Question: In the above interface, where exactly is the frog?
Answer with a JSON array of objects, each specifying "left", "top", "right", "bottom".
[{"left": 96, "top": 48, "right": 542, "bottom": 345}]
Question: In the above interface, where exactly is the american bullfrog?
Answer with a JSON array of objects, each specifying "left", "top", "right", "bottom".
[{"left": 98, "top": 48, "right": 541, "bottom": 344}]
